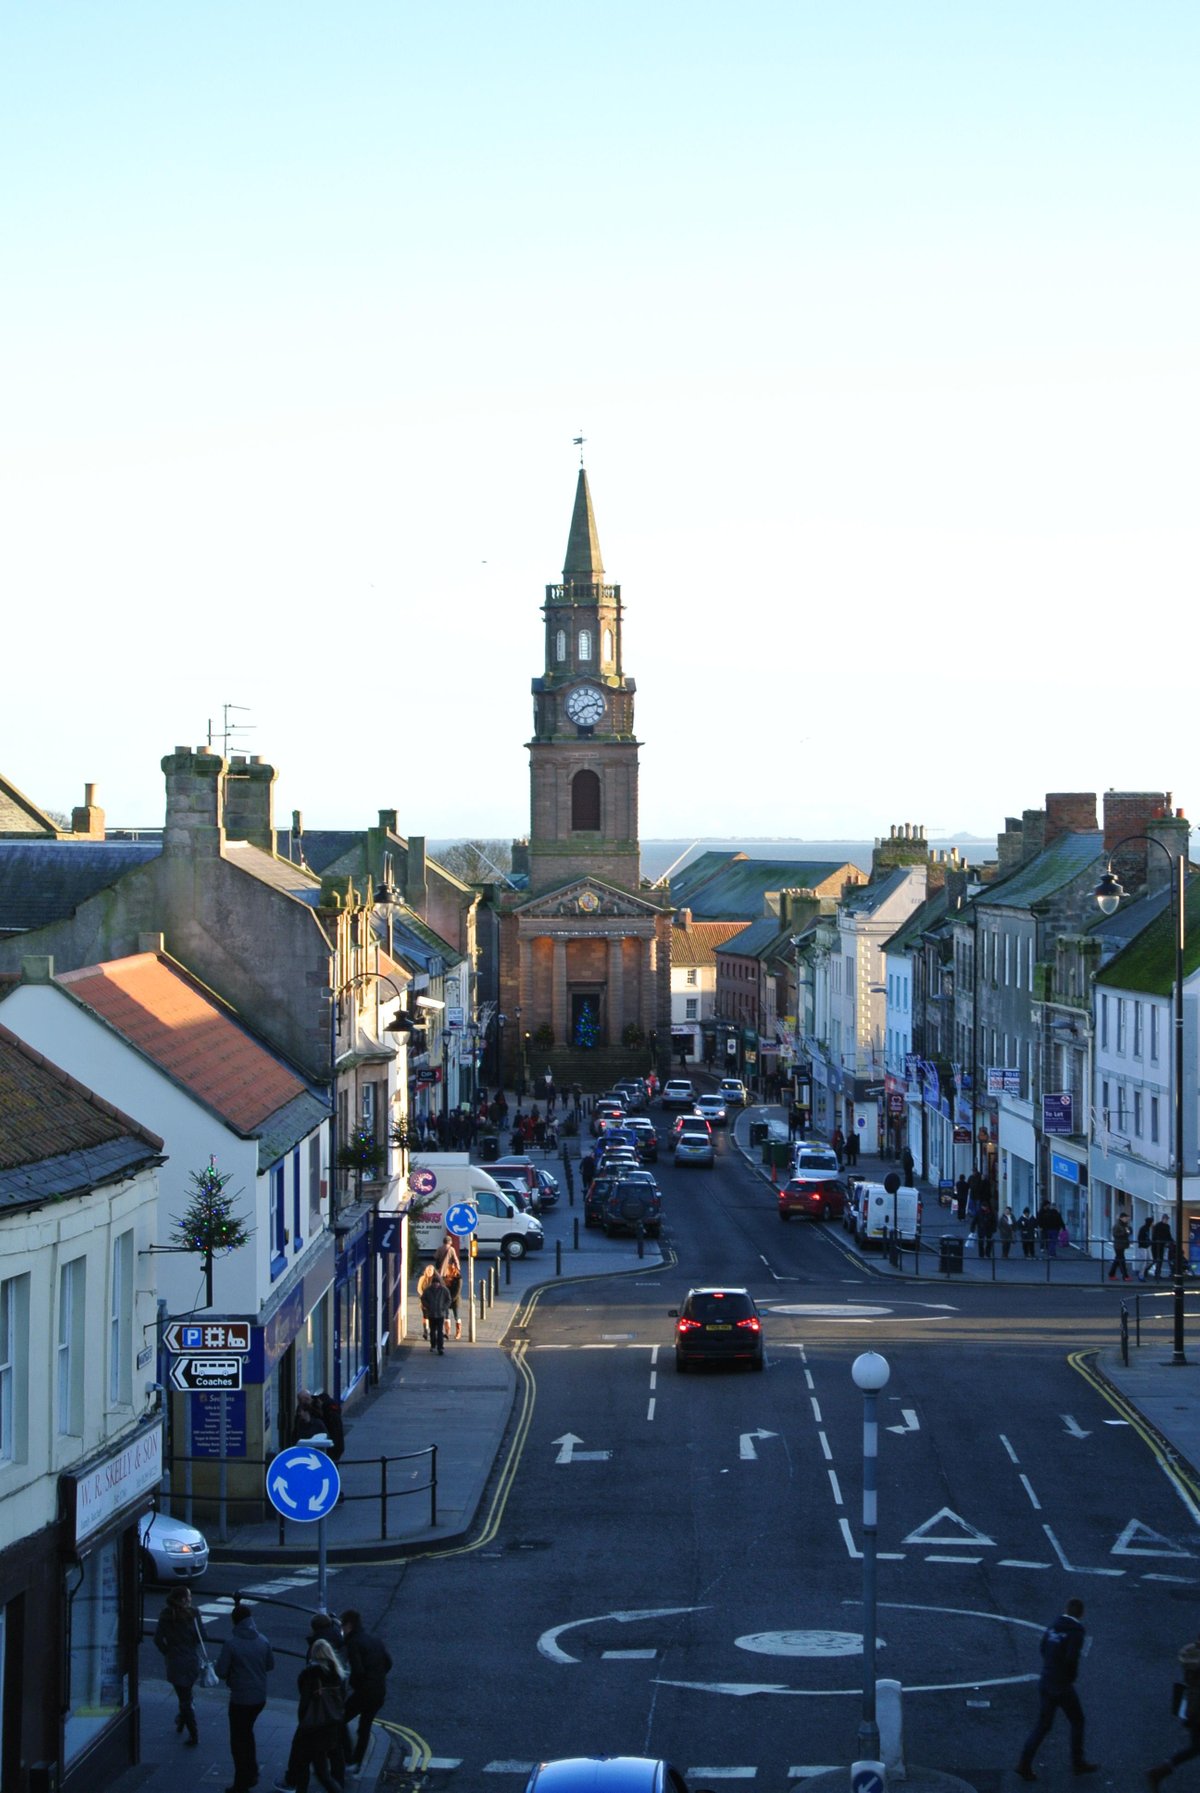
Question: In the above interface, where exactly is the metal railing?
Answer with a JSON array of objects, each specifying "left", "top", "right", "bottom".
[{"left": 167, "top": 1442, "right": 437, "bottom": 1542}]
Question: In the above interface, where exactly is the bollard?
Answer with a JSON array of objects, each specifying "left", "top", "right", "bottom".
[
  {"left": 877, "top": 1679, "right": 904, "bottom": 1780},
  {"left": 556, "top": 1238, "right": 562, "bottom": 1275},
  {"left": 505, "top": 1251, "right": 511, "bottom": 1286},
  {"left": 574, "top": 1215, "right": 580, "bottom": 1251},
  {"left": 637, "top": 1224, "right": 645, "bottom": 1260}
]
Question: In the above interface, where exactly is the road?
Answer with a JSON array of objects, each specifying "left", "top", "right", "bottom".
[{"left": 199, "top": 1119, "right": 1200, "bottom": 1788}]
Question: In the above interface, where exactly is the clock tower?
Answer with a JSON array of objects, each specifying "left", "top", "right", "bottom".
[{"left": 527, "top": 469, "right": 640, "bottom": 895}]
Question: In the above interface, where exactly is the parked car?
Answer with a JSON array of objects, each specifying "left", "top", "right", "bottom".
[
  {"left": 139, "top": 1508, "right": 209, "bottom": 1582},
  {"left": 614, "top": 1078, "right": 647, "bottom": 1112},
  {"left": 591, "top": 1099, "right": 628, "bottom": 1135},
  {"left": 718, "top": 1077, "right": 748, "bottom": 1106},
  {"left": 695, "top": 1092, "right": 727, "bottom": 1126},
  {"left": 525, "top": 1759, "right": 712, "bottom": 1793},
  {"left": 791, "top": 1143, "right": 840, "bottom": 1180},
  {"left": 623, "top": 1116, "right": 659, "bottom": 1162},
  {"left": 671, "top": 1286, "right": 763, "bottom": 1373},
  {"left": 675, "top": 1132, "right": 715, "bottom": 1168},
  {"left": 584, "top": 1168, "right": 656, "bottom": 1229},
  {"left": 491, "top": 1172, "right": 538, "bottom": 1214},
  {"left": 601, "top": 1176, "right": 662, "bottom": 1238},
  {"left": 660, "top": 1079, "right": 696, "bottom": 1110},
  {"left": 779, "top": 1175, "right": 848, "bottom": 1222},
  {"left": 490, "top": 1158, "right": 561, "bottom": 1210}
]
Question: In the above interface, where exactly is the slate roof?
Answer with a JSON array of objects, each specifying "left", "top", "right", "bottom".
[
  {"left": 0, "top": 840, "right": 161, "bottom": 933},
  {"left": 841, "top": 865, "right": 911, "bottom": 917},
  {"left": 669, "top": 852, "right": 858, "bottom": 921},
  {"left": 1095, "top": 876, "right": 1200, "bottom": 995},
  {"left": 714, "top": 917, "right": 788, "bottom": 960},
  {"left": 973, "top": 832, "right": 1104, "bottom": 911},
  {"left": 55, "top": 954, "right": 318, "bottom": 1139},
  {"left": 275, "top": 829, "right": 359, "bottom": 875},
  {"left": 0, "top": 1023, "right": 163, "bottom": 1210},
  {"left": 0, "top": 772, "right": 58, "bottom": 837},
  {"left": 670, "top": 921, "right": 748, "bottom": 968},
  {"left": 883, "top": 885, "right": 951, "bottom": 956},
  {"left": 224, "top": 841, "right": 324, "bottom": 907}
]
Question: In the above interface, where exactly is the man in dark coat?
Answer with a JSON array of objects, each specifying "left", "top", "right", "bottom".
[
  {"left": 1015, "top": 1597, "right": 1098, "bottom": 1780},
  {"left": 340, "top": 1608, "right": 393, "bottom": 1771},
  {"left": 1152, "top": 1214, "right": 1174, "bottom": 1280},
  {"left": 215, "top": 1602, "right": 274, "bottom": 1793}
]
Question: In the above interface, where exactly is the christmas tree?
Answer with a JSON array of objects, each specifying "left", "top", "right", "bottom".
[
  {"left": 574, "top": 1001, "right": 599, "bottom": 1049},
  {"left": 172, "top": 1158, "right": 250, "bottom": 1305}
]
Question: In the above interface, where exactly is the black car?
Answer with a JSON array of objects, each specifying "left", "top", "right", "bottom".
[
  {"left": 601, "top": 1176, "right": 662, "bottom": 1239},
  {"left": 624, "top": 1117, "right": 659, "bottom": 1163},
  {"left": 584, "top": 1170, "right": 654, "bottom": 1229},
  {"left": 671, "top": 1286, "right": 764, "bottom": 1372}
]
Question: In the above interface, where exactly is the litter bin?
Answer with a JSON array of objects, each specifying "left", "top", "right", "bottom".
[
  {"left": 478, "top": 1134, "right": 500, "bottom": 1162},
  {"left": 939, "top": 1235, "right": 964, "bottom": 1275},
  {"left": 769, "top": 1141, "right": 791, "bottom": 1173},
  {"left": 749, "top": 1121, "right": 769, "bottom": 1147}
]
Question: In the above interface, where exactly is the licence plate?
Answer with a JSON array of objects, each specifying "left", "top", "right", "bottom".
[{"left": 705, "top": 1323, "right": 731, "bottom": 1332}]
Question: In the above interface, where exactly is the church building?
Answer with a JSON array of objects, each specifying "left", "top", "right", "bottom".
[{"left": 497, "top": 470, "right": 672, "bottom": 1091}]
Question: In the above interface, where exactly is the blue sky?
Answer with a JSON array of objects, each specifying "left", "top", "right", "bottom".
[{"left": 3, "top": 3, "right": 1197, "bottom": 842}]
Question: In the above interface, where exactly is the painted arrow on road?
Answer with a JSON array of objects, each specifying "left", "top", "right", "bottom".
[
  {"left": 739, "top": 1429, "right": 778, "bottom": 1460},
  {"left": 1061, "top": 1414, "right": 1092, "bottom": 1439},
  {"left": 886, "top": 1410, "right": 920, "bottom": 1435},
  {"left": 553, "top": 1433, "right": 612, "bottom": 1464}
]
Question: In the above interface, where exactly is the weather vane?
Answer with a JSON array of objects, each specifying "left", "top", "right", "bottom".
[{"left": 573, "top": 432, "right": 586, "bottom": 466}]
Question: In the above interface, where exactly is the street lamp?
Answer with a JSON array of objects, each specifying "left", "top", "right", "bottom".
[
  {"left": 1095, "top": 838, "right": 1188, "bottom": 1365},
  {"left": 851, "top": 1349, "right": 891, "bottom": 1761}
]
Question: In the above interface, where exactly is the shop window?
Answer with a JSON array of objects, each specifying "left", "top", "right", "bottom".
[
  {"left": 65, "top": 1536, "right": 126, "bottom": 1764},
  {"left": 108, "top": 1234, "right": 132, "bottom": 1408}
]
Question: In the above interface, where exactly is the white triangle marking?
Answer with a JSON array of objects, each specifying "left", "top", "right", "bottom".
[
  {"left": 903, "top": 1506, "right": 996, "bottom": 1547},
  {"left": 1113, "top": 1518, "right": 1196, "bottom": 1559}
]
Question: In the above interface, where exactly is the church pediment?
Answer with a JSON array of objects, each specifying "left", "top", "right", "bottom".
[{"left": 515, "top": 878, "right": 666, "bottom": 922}]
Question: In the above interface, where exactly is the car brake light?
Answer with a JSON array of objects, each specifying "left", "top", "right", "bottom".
[
  {"left": 676, "top": 1317, "right": 701, "bottom": 1333},
  {"left": 735, "top": 1316, "right": 761, "bottom": 1333}
]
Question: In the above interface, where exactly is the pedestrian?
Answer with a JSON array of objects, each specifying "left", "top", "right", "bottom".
[
  {"left": 976, "top": 1197, "right": 997, "bottom": 1258},
  {"left": 293, "top": 1389, "right": 324, "bottom": 1444},
  {"left": 274, "top": 1617, "right": 348, "bottom": 1793},
  {"left": 1015, "top": 1596, "right": 1098, "bottom": 1781},
  {"left": 1147, "top": 1629, "right": 1200, "bottom": 1786},
  {"left": 153, "top": 1585, "right": 206, "bottom": 1746},
  {"left": 424, "top": 1269, "right": 451, "bottom": 1355},
  {"left": 216, "top": 1601, "right": 274, "bottom": 1793},
  {"left": 1152, "top": 1214, "right": 1174, "bottom": 1280},
  {"left": 999, "top": 1207, "right": 1015, "bottom": 1258},
  {"left": 288, "top": 1637, "right": 347, "bottom": 1793},
  {"left": 416, "top": 1261, "right": 437, "bottom": 1341},
  {"left": 435, "top": 1235, "right": 463, "bottom": 1341},
  {"left": 901, "top": 1145, "right": 914, "bottom": 1184},
  {"left": 832, "top": 1127, "right": 845, "bottom": 1167},
  {"left": 1038, "top": 1199, "right": 1065, "bottom": 1258},
  {"left": 1136, "top": 1215, "right": 1154, "bottom": 1280},
  {"left": 845, "top": 1128, "right": 859, "bottom": 1167},
  {"left": 955, "top": 1174, "right": 969, "bottom": 1221},
  {"left": 1109, "top": 1210, "right": 1133, "bottom": 1282},
  {"left": 317, "top": 1391, "right": 344, "bottom": 1461},
  {"left": 340, "top": 1608, "right": 393, "bottom": 1774},
  {"left": 1018, "top": 1207, "right": 1038, "bottom": 1258}
]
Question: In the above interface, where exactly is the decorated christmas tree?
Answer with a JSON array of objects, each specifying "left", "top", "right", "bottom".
[
  {"left": 574, "top": 1001, "right": 599, "bottom": 1049},
  {"left": 171, "top": 1157, "right": 250, "bottom": 1307}
]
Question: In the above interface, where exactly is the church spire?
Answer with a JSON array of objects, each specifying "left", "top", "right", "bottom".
[{"left": 562, "top": 468, "right": 605, "bottom": 584}]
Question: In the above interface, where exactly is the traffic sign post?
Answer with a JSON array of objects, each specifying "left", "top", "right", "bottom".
[
  {"left": 266, "top": 1444, "right": 342, "bottom": 1612},
  {"left": 169, "top": 1355, "right": 243, "bottom": 1392},
  {"left": 163, "top": 1321, "right": 250, "bottom": 1354},
  {"left": 444, "top": 1203, "right": 479, "bottom": 1343}
]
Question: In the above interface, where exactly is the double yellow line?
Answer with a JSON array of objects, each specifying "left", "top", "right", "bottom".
[{"left": 1071, "top": 1347, "right": 1200, "bottom": 1523}]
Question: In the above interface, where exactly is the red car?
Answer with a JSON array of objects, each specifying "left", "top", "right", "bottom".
[{"left": 778, "top": 1175, "right": 848, "bottom": 1223}]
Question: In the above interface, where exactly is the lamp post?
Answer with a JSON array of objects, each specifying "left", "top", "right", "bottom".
[
  {"left": 851, "top": 1349, "right": 891, "bottom": 1761},
  {"left": 1095, "top": 838, "right": 1188, "bottom": 1365}
]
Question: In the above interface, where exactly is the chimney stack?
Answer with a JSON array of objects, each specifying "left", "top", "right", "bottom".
[
  {"left": 162, "top": 746, "right": 225, "bottom": 859},
  {"left": 223, "top": 755, "right": 277, "bottom": 851}
]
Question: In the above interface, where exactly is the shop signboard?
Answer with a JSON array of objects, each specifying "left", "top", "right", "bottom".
[
  {"left": 987, "top": 1067, "right": 1021, "bottom": 1095},
  {"left": 1043, "top": 1093, "right": 1074, "bottom": 1135},
  {"left": 64, "top": 1418, "right": 164, "bottom": 1548}
]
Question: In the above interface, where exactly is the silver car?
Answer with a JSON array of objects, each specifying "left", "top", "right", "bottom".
[{"left": 139, "top": 1508, "right": 209, "bottom": 1582}]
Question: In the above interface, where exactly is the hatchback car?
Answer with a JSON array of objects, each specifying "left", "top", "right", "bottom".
[
  {"left": 591, "top": 1098, "right": 628, "bottom": 1135},
  {"left": 661, "top": 1079, "right": 696, "bottom": 1110},
  {"left": 491, "top": 1159, "right": 561, "bottom": 1210},
  {"left": 695, "top": 1092, "right": 727, "bottom": 1126},
  {"left": 623, "top": 1116, "right": 659, "bottom": 1162},
  {"left": 139, "top": 1508, "right": 209, "bottom": 1582},
  {"left": 779, "top": 1174, "right": 848, "bottom": 1222},
  {"left": 669, "top": 1112, "right": 712, "bottom": 1151},
  {"left": 614, "top": 1079, "right": 647, "bottom": 1112},
  {"left": 671, "top": 1286, "right": 763, "bottom": 1372},
  {"left": 675, "top": 1133, "right": 714, "bottom": 1168},
  {"left": 524, "top": 1759, "right": 710, "bottom": 1793},
  {"left": 719, "top": 1077, "right": 748, "bottom": 1106}
]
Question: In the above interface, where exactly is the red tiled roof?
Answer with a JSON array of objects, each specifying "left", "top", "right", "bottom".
[
  {"left": 58, "top": 954, "right": 307, "bottom": 1135},
  {"left": 0, "top": 1022, "right": 162, "bottom": 1170},
  {"left": 670, "top": 921, "right": 749, "bottom": 968}
]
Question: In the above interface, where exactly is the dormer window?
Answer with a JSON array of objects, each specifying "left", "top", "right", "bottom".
[{"left": 578, "top": 628, "right": 592, "bottom": 661}]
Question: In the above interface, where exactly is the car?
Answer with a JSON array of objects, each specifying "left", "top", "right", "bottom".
[
  {"left": 792, "top": 1143, "right": 840, "bottom": 1180},
  {"left": 584, "top": 1167, "right": 656, "bottom": 1229},
  {"left": 601, "top": 1175, "right": 662, "bottom": 1238},
  {"left": 614, "top": 1078, "right": 647, "bottom": 1112},
  {"left": 491, "top": 1172, "right": 538, "bottom": 1214},
  {"left": 660, "top": 1079, "right": 696, "bottom": 1110},
  {"left": 695, "top": 1092, "right": 727, "bottom": 1126},
  {"left": 719, "top": 1077, "right": 748, "bottom": 1106},
  {"left": 623, "top": 1116, "right": 659, "bottom": 1162},
  {"left": 139, "top": 1508, "right": 209, "bottom": 1582},
  {"left": 778, "top": 1174, "right": 848, "bottom": 1222},
  {"left": 669, "top": 1112, "right": 711, "bottom": 1151},
  {"left": 591, "top": 1098, "right": 627, "bottom": 1135},
  {"left": 524, "top": 1758, "right": 713, "bottom": 1793},
  {"left": 595, "top": 1126, "right": 638, "bottom": 1154},
  {"left": 491, "top": 1159, "right": 561, "bottom": 1210},
  {"left": 671, "top": 1286, "right": 764, "bottom": 1373},
  {"left": 674, "top": 1133, "right": 715, "bottom": 1168}
]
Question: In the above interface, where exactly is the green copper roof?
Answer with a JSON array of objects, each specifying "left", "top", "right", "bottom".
[
  {"left": 1095, "top": 875, "right": 1200, "bottom": 994},
  {"left": 563, "top": 469, "right": 604, "bottom": 582}
]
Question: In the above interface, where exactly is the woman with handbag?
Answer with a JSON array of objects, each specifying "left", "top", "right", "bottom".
[
  {"left": 290, "top": 1637, "right": 348, "bottom": 1793},
  {"left": 153, "top": 1585, "right": 208, "bottom": 1746},
  {"left": 1147, "top": 1631, "right": 1200, "bottom": 1785}
]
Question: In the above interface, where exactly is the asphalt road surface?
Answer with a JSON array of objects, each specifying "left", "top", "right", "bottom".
[{"left": 204, "top": 1121, "right": 1200, "bottom": 1789}]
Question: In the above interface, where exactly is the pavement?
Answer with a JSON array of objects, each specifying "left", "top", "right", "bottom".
[{"left": 114, "top": 1090, "right": 1200, "bottom": 1793}]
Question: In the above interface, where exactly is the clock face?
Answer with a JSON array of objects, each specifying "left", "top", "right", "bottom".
[{"left": 565, "top": 684, "right": 605, "bottom": 727}]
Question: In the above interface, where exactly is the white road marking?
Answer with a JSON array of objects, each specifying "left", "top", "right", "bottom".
[
  {"left": 538, "top": 1604, "right": 707, "bottom": 1664},
  {"left": 788, "top": 1771, "right": 841, "bottom": 1781},
  {"left": 886, "top": 1409, "right": 919, "bottom": 1435},
  {"left": 1018, "top": 1474, "right": 1042, "bottom": 1511},
  {"left": 810, "top": 1397, "right": 822, "bottom": 1422},
  {"left": 553, "top": 1432, "right": 612, "bottom": 1464},
  {"left": 839, "top": 1517, "right": 861, "bottom": 1560},
  {"left": 1144, "top": 1573, "right": 1200, "bottom": 1584},
  {"left": 1042, "top": 1523, "right": 1123, "bottom": 1577},
  {"left": 425, "top": 1760, "right": 462, "bottom": 1770},
  {"left": 603, "top": 1649, "right": 657, "bottom": 1659},
  {"left": 484, "top": 1762, "right": 536, "bottom": 1773},
  {"left": 804, "top": 1369, "right": 815, "bottom": 1389},
  {"left": 1061, "top": 1413, "right": 1091, "bottom": 1439},
  {"left": 740, "top": 1429, "right": 777, "bottom": 1460},
  {"left": 818, "top": 1431, "right": 833, "bottom": 1461},
  {"left": 651, "top": 1344, "right": 659, "bottom": 1363},
  {"left": 926, "top": 1554, "right": 983, "bottom": 1564},
  {"left": 1000, "top": 1434, "right": 1020, "bottom": 1464},
  {"left": 827, "top": 1469, "right": 843, "bottom": 1506},
  {"left": 1113, "top": 1518, "right": 1195, "bottom": 1558},
  {"left": 649, "top": 1370, "right": 657, "bottom": 1389},
  {"left": 736, "top": 1630, "right": 873, "bottom": 1658},
  {"left": 999, "top": 1559, "right": 1052, "bottom": 1569},
  {"left": 688, "top": 1770, "right": 755, "bottom": 1779},
  {"left": 903, "top": 1508, "right": 995, "bottom": 1547},
  {"left": 647, "top": 1397, "right": 656, "bottom": 1420}
]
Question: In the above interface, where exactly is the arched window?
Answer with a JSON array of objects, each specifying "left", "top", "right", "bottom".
[
  {"left": 602, "top": 627, "right": 613, "bottom": 663},
  {"left": 578, "top": 628, "right": 592, "bottom": 661},
  {"left": 555, "top": 628, "right": 567, "bottom": 662},
  {"left": 571, "top": 769, "right": 601, "bottom": 831}
]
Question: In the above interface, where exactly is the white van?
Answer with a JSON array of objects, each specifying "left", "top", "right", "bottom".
[
  {"left": 852, "top": 1180, "right": 922, "bottom": 1249},
  {"left": 792, "top": 1143, "right": 841, "bottom": 1181},
  {"left": 409, "top": 1154, "right": 545, "bottom": 1258}
]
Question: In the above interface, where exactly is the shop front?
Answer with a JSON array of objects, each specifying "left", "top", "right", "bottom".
[{"left": 1048, "top": 1149, "right": 1089, "bottom": 1250}]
